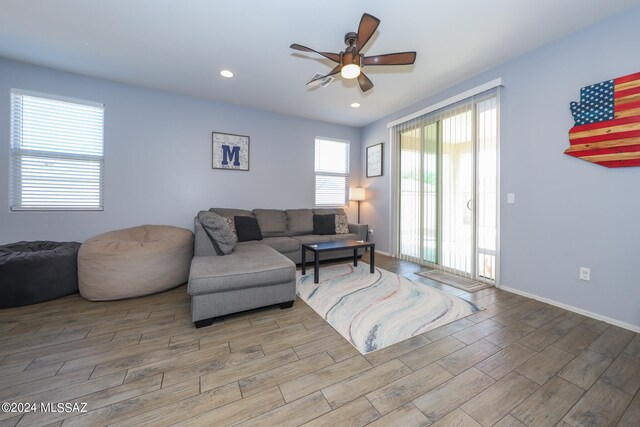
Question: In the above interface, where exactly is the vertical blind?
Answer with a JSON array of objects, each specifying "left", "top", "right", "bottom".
[
  {"left": 393, "top": 89, "right": 498, "bottom": 281},
  {"left": 476, "top": 96, "right": 498, "bottom": 282},
  {"left": 10, "top": 90, "right": 105, "bottom": 211},
  {"left": 315, "top": 137, "right": 350, "bottom": 207}
]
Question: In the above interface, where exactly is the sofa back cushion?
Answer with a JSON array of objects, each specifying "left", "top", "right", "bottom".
[
  {"left": 313, "top": 208, "right": 347, "bottom": 216},
  {"left": 209, "top": 208, "right": 254, "bottom": 218},
  {"left": 253, "top": 209, "right": 288, "bottom": 237},
  {"left": 285, "top": 209, "right": 313, "bottom": 236}
]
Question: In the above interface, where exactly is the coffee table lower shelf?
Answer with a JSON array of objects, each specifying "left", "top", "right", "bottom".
[{"left": 301, "top": 240, "right": 375, "bottom": 284}]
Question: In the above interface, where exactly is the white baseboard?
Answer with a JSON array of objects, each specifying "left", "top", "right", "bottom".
[
  {"left": 374, "top": 250, "right": 391, "bottom": 256},
  {"left": 498, "top": 284, "right": 640, "bottom": 333}
]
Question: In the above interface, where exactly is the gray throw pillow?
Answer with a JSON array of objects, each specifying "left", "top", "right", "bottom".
[{"left": 198, "top": 211, "right": 237, "bottom": 255}]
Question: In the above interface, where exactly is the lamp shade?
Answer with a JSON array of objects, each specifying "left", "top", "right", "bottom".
[{"left": 349, "top": 187, "right": 366, "bottom": 201}]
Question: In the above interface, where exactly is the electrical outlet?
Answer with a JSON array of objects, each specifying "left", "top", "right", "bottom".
[
  {"left": 579, "top": 267, "right": 590, "bottom": 281},
  {"left": 507, "top": 193, "right": 516, "bottom": 204}
]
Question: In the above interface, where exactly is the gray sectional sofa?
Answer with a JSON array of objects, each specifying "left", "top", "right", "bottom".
[{"left": 188, "top": 207, "right": 368, "bottom": 327}]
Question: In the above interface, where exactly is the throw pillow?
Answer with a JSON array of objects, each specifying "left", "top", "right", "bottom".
[
  {"left": 197, "top": 211, "right": 237, "bottom": 256},
  {"left": 223, "top": 216, "right": 237, "bottom": 239},
  {"left": 335, "top": 213, "right": 349, "bottom": 234},
  {"left": 313, "top": 214, "right": 336, "bottom": 235},
  {"left": 234, "top": 216, "right": 263, "bottom": 242}
]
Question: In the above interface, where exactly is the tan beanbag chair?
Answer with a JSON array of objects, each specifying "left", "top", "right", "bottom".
[{"left": 78, "top": 225, "right": 194, "bottom": 301}]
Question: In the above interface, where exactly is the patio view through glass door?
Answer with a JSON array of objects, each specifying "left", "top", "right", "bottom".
[{"left": 397, "top": 90, "right": 498, "bottom": 283}]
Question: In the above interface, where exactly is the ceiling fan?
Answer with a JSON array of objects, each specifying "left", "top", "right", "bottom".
[{"left": 290, "top": 13, "right": 416, "bottom": 92}]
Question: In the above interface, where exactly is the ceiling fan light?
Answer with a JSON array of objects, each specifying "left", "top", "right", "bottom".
[{"left": 341, "top": 64, "right": 361, "bottom": 79}]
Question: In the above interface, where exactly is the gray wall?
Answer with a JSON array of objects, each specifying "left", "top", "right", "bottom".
[
  {"left": 361, "top": 7, "right": 640, "bottom": 328},
  {"left": 0, "top": 58, "right": 361, "bottom": 243}
]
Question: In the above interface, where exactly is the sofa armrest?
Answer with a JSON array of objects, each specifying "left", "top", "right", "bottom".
[
  {"left": 194, "top": 218, "right": 218, "bottom": 257},
  {"left": 348, "top": 223, "right": 368, "bottom": 241}
]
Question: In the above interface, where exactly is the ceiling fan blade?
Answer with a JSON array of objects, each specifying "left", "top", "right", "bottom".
[
  {"left": 290, "top": 43, "right": 340, "bottom": 63},
  {"left": 357, "top": 72, "right": 374, "bottom": 92},
  {"left": 363, "top": 51, "right": 417, "bottom": 66},
  {"left": 306, "top": 65, "right": 342, "bottom": 85},
  {"left": 355, "top": 13, "right": 380, "bottom": 54}
]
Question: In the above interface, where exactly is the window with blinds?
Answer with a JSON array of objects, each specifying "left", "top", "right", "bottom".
[
  {"left": 314, "top": 137, "right": 350, "bottom": 207},
  {"left": 10, "top": 90, "right": 105, "bottom": 211}
]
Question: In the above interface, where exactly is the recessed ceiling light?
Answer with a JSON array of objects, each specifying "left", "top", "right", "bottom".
[
  {"left": 220, "top": 70, "right": 234, "bottom": 78},
  {"left": 350, "top": 103, "right": 361, "bottom": 108}
]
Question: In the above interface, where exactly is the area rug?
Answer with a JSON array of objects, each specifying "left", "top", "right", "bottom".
[
  {"left": 415, "top": 269, "right": 494, "bottom": 293},
  {"left": 296, "top": 263, "right": 483, "bottom": 354}
]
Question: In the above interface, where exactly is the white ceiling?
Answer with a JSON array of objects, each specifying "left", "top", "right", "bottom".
[{"left": 1, "top": 0, "right": 638, "bottom": 127}]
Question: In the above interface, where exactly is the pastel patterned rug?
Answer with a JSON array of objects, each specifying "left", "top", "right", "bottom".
[{"left": 296, "top": 262, "right": 483, "bottom": 354}]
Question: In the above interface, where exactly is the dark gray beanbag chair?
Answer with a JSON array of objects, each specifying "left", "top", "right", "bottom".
[{"left": 0, "top": 241, "right": 81, "bottom": 308}]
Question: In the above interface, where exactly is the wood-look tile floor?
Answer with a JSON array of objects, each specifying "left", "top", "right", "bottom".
[{"left": 1, "top": 253, "right": 639, "bottom": 426}]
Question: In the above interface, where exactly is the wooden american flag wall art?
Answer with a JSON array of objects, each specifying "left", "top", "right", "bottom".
[{"left": 565, "top": 71, "right": 640, "bottom": 168}]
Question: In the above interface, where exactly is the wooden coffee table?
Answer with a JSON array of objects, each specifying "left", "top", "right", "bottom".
[{"left": 301, "top": 239, "right": 375, "bottom": 284}]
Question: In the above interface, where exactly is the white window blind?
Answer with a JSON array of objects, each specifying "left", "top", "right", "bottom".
[
  {"left": 10, "top": 90, "right": 105, "bottom": 211},
  {"left": 314, "top": 137, "right": 350, "bottom": 207}
]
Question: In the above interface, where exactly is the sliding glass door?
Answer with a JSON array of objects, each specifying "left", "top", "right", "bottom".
[{"left": 396, "top": 90, "right": 498, "bottom": 283}]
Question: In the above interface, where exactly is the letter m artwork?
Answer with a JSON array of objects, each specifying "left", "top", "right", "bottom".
[
  {"left": 221, "top": 145, "right": 241, "bottom": 166},
  {"left": 212, "top": 132, "right": 250, "bottom": 171}
]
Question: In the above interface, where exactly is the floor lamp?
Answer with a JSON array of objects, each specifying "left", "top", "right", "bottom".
[{"left": 349, "top": 187, "right": 366, "bottom": 224}]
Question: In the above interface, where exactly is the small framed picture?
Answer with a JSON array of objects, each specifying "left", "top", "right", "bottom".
[
  {"left": 212, "top": 132, "right": 250, "bottom": 171},
  {"left": 366, "top": 143, "right": 383, "bottom": 177}
]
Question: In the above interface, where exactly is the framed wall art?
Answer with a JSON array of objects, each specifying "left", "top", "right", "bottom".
[
  {"left": 366, "top": 142, "right": 383, "bottom": 177},
  {"left": 212, "top": 132, "right": 250, "bottom": 171},
  {"left": 565, "top": 71, "right": 640, "bottom": 168}
]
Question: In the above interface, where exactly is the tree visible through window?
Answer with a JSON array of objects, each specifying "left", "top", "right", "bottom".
[
  {"left": 10, "top": 90, "right": 105, "bottom": 211},
  {"left": 314, "top": 137, "right": 350, "bottom": 207}
]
